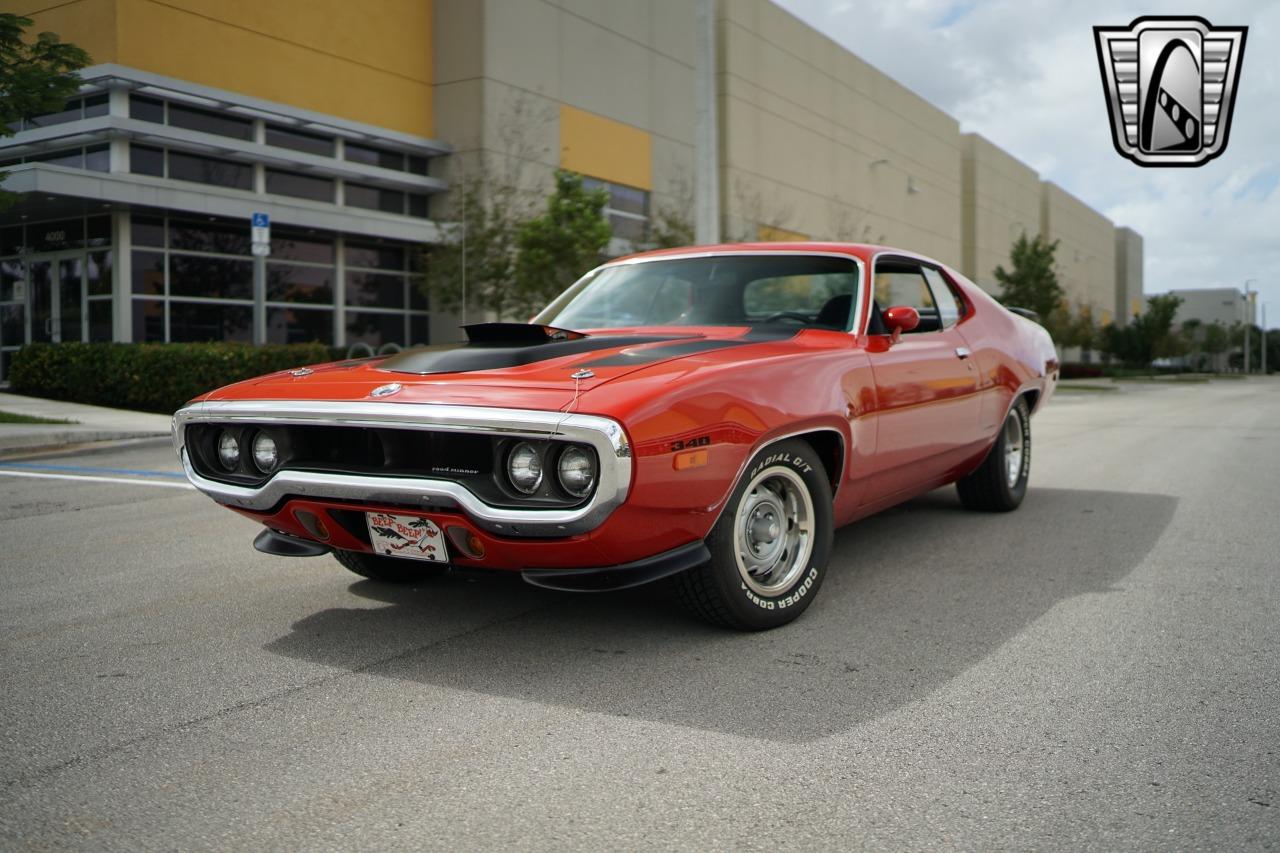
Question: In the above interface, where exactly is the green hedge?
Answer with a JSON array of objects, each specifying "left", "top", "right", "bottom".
[{"left": 9, "top": 342, "right": 338, "bottom": 414}]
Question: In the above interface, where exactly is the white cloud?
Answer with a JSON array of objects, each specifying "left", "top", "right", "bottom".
[{"left": 775, "top": 0, "right": 1280, "bottom": 326}]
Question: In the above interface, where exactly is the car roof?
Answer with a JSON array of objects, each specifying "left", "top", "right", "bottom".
[{"left": 604, "top": 242, "right": 938, "bottom": 268}]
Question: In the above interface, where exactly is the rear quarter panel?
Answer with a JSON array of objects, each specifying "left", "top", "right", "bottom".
[{"left": 948, "top": 269, "right": 1058, "bottom": 435}]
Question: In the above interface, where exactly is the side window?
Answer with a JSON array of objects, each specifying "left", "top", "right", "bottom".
[
  {"left": 873, "top": 262, "right": 938, "bottom": 333},
  {"left": 922, "top": 267, "right": 965, "bottom": 328}
]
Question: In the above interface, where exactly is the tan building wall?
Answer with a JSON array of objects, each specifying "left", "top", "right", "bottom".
[
  {"left": 1115, "top": 227, "right": 1144, "bottom": 321},
  {"left": 716, "top": 0, "right": 962, "bottom": 265},
  {"left": 1040, "top": 182, "right": 1117, "bottom": 324},
  {"left": 2, "top": 0, "right": 436, "bottom": 138},
  {"left": 960, "top": 133, "right": 1040, "bottom": 295},
  {"left": 432, "top": 0, "right": 696, "bottom": 226}
]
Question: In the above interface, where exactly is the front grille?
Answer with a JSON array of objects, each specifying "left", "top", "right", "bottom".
[{"left": 185, "top": 423, "right": 594, "bottom": 509}]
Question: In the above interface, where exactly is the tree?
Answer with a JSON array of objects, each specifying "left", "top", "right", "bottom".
[
  {"left": 0, "top": 14, "right": 90, "bottom": 209},
  {"left": 1202, "top": 321, "right": 1229, "bottom": 371},
  {"left": 423, "top": 170, "right": 528, "bottom": 323},
  {"left": 648, "top": 201, "right": 695, "bottom": 249},
  {"left": 1099, "top": 293, "right": 1184, "bottom": 367},
  {"left": 993, "top": 234, "right": 1064, "bottom": 327},
  {"left": 512, "top": 170, "right": 611, "bottom": 319}
]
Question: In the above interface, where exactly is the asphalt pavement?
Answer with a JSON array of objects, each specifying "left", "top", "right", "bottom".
[{"left": 1, "top": 379, "right": 1277, "bottom": 850}]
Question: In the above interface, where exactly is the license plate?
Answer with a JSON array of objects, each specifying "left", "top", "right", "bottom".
[{"left": 364, "top": 512, "right": 449, "bottom": 562}]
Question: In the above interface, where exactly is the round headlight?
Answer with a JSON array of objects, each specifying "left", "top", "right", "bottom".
[
  {"left": 557, "top": 445, "right": 596, "bottom": 498},
  {"left": 507, "top": 442, "right": 543, "bottom": 494},
  {"left": 251, "top": 432, "right": 279, "bottom": 473},
  {"left": 217, "top": 430, "right": 240, "bottom": 470}
]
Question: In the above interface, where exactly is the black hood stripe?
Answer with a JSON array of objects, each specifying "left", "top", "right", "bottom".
[
  {"left": 376, "top": 334, "right": 691, "bottom": 375},
  {"left": 581, "top": 326, "right": 801, "bottom": 367},
  {"left": 376, "top": 325, "right": 801, "bottom": 376}
]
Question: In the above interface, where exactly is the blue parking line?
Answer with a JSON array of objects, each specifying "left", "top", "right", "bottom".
[{"left": 0, "top": 461, "right": 187, "bottom": 480}]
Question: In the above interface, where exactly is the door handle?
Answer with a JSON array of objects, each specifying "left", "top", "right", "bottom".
[{"left": 955, "top": 346, "right": 971, "bottom": 359}]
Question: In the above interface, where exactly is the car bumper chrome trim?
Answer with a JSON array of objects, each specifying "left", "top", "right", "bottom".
[{"left": 173, "top": 400, "right": 632, "bottom": 537}]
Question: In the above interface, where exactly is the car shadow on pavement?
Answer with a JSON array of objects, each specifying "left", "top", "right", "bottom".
[{"left": 264, "top": 486, "right": 1177, "bottom": 743}]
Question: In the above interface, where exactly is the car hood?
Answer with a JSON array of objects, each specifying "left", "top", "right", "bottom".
[{"left": 202, "top": 325, "right": 798, "bottom": 411}]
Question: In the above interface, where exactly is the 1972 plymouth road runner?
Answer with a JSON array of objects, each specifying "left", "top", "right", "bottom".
[{"left": 174, "top": 243, "right": 1058, "bottom": 629}]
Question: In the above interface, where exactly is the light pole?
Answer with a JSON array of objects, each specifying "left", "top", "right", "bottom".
[
  {"left": 1244, "top": 279, "right": 1257, "bottom": 373},
  {"left": 1263, "top": 302, "right": 1269, "bottom": 375}
]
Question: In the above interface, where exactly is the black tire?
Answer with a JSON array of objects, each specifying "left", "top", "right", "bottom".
[
  {"left": 333, "top": 549, "right": 447, "bottom": 583},
  {"left": 956, "top": 397, "right": 1031, "bottom": 512},
  {"left": 674, "top": 438, "right": 834, "bottom": 630}
]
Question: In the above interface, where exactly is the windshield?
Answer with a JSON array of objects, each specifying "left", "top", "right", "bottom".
[{"left": 533, "top": 254, "right": 861, "bottom": 331}]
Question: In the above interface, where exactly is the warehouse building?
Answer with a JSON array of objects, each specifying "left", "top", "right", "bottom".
[{"left": 0, "top": 0, "right": 1142, "bottom": 380}]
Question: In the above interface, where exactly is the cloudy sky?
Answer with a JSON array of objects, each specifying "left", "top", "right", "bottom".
[{"left": 774, "top": 0, "right": 1279, "bottom": 328}]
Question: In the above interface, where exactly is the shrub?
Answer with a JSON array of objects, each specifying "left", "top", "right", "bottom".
[
  {"left": 9, "top": 342, "right": 338, "bottom": 414},
  {"left": 1059, "top": 363, "right": 1105, "bottom": 380}
]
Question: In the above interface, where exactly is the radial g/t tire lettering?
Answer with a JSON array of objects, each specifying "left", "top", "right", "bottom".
[{"left": 674, "top": 438, "right": 834, "bottom": 630}]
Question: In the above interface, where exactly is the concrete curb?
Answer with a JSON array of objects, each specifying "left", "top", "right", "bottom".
[{"left": 0, "top": 430, "right": 171, "bottom": 457}]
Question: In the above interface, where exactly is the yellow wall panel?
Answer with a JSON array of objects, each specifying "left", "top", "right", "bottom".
[
  {"left": 116, "top": 0, "right": 433, "bottom": 137},
  {"left": 559, "top": 104, "right": 652, "bottom": 191},
  {"left": 1, "top": 0, "right": 118, "bottom": 64},
  {"left": 757, "top": 224, "right": 808, "bottom": 242}
]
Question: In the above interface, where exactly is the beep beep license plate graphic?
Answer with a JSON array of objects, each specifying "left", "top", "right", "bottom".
[{"left": 364, "top": 512, "right": 449, "bottom": 562}]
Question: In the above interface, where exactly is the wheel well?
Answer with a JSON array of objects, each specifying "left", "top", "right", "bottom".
[
  {"left": 791, "top": 430, "right": 844, "bottom": 494},
  {"left": 1020, "top": 389, "right": 1040, "bottom": 413}
]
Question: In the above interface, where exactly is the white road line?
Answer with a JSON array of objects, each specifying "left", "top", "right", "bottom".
[{"left": 0, "top": 470, "right": 195, "bottom": 489}]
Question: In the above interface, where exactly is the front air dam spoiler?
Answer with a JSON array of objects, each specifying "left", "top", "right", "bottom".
[{"left": 521, "top": 541, "right": 711, "bottom": 593}]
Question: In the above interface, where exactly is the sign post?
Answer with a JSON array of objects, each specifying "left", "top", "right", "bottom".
[{"left": 251, "top": 212, "right": 270, "bottom": 345}]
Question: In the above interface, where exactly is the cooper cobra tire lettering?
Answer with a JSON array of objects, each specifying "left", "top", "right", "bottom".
[{"left": 674, "top": 437, "right": 834, "bottom": 630}]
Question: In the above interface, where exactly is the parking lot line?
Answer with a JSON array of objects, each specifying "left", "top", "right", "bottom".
[{"left": 0, "top": 470, "right": 195, "bottom": 489}]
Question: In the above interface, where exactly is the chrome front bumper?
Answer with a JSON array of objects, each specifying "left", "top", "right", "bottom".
[{"left": 172, "top": 400, "right": 632, "bottom": 537}]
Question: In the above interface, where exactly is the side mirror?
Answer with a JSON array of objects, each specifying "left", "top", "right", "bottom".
[{"left": 883, "top": 305, "right": 920, "bottom": 334}]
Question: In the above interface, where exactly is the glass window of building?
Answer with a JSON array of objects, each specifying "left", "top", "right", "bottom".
[
  {"left": 168, "top": 151, "right": 253, "bottom": 191},
  {"left": 169, "top": 255, "right": 253, "bottom": 300},
  {"left": 582, "top": 177, "right": 650, "bottom": 244},
  {"left": 85, "top": 144, "right": 109, "bottom": 172},
  {"left": 169, "top": 218, "right": 250, "bottom": 255},
  {"left": 345, "top": 143, "right": 404, "bottom": 171},
  {"left": 169, "top": 301, "right": 252, "bottom": 343},
  {"left": 346, "top": 241, "right": 404, "bottom": 270},
  {"left": 29, "top": 148, "right": 83, "bottom": 168},
  {"left": 267, "top": 306, "right": 332, "bottom": 344},
  {"left": 129, "top": 94, "right": 164, "bottom": 123},
  {"left": 130, "top": 144, "right": 164, "bottom": 177},
  {"left": 131, "top": 251, "right": 166, "bottom": 295},
  {"left": 345, "top": 183, "right": 405, "bottom": 214},
  {"left": 167, "top": 103, "right": 253, "bottom": 141},
  {"left": 265, "top": 124, "right": 335, "bottom": 157},
  {"left": 132, "top": 215, "right": 165, "bottom": 247},
  {"left": 83, "top": 93, "right": 109, "bottom": 118},
  {"left": 24, "top": 96, "right": 85, "bottom": 129},
  {"left": 266, "top": 263, "right": 332, "bottom": 304},
  {"left": 265, "top": 168, "right": 334, "bottom": 203},
  {"left": 270, "top": 230, "right": 335, "bottom": 264}
]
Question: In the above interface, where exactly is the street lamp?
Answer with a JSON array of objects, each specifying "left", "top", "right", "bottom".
[
  {"left": 1263, "top": 302, "right": 1270, "bottom": 375},
  {"left": 1244, "top": 279, "right": 1257, "bottom": 373}
]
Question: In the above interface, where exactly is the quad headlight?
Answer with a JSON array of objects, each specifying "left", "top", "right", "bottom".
[
  {"left": 556, "top": 445, "right": 596, "bottom": 498},
  {"left": 506, "top": 442, "right": 543, "bottom": 494},
  {"left": 251, "top": 432, "right": 279, "bottom": 473},
  {"left": 216, "top": 430, "right": 240, "bottom": 470}
]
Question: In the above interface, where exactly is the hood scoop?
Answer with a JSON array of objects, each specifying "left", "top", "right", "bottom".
[{"left": 377, "top": 323, "right": 694, "bottom": 376}]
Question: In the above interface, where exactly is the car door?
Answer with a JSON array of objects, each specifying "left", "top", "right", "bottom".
[{"left": 862, "top": 257, "right": 982, "bottom": 498}]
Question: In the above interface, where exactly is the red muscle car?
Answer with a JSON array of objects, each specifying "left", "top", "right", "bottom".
[{"left": 174, "top": 243, "right": 1058, "bottom": 629}]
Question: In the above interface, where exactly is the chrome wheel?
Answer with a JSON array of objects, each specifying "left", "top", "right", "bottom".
[
  {"left": 733, "top": 466, "right": 815, "bottom": 597},
  {"left": 1003, "top": 410, "right": 1025, "bottom": 488}
]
